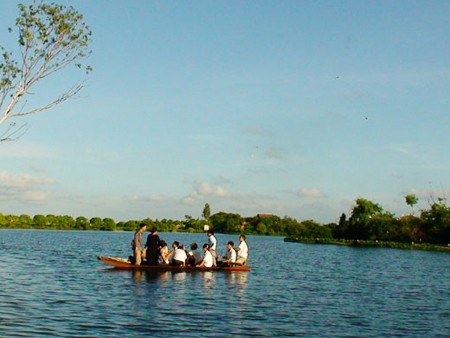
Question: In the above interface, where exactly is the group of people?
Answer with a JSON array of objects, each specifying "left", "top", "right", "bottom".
[{"left": 131, "top": 224, "right": 249, "bottom": 268}]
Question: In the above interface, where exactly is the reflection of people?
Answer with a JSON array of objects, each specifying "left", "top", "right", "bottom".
[
  {"left": 197, "top": 243, "right": 213, "bottom": 267},
  {"left": 132, "top": 223, "right": 147, "bottom": 265},
  {"left": 219, "top": 241, "right": 236, "bottom": 266},
  {"left": 207, "top": 230, "right": 217, "bottom": 266},
  {"left": 235, "top": 235, "right": 248, "bottom": 266},
  {"left": 170, "top": 241, "right": 187, "bottom": 266},
  {"left": 145, "top": 227, "right": 160, "bottom": 265},
  {"left": 226, "top": 271, "right": 248, "bottom": 296},
  {"left": 187, "top": 243, "right": 202, "bottom": 266}
]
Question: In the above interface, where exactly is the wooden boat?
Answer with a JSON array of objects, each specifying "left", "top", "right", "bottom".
[{"left": 97, "top": 256, "right": 251, "bottom": 272}]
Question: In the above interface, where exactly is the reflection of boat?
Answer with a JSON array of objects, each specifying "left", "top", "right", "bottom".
[{"left": 97, "top": 256, "right": 251, "bottom": 272}]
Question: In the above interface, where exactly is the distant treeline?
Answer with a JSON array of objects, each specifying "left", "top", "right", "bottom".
[
  {"left": 1, "top": 196, "right": 449, "bottom": 245},
  {"left": 286, "top": 197, "right": 450, "bottom": 246}
]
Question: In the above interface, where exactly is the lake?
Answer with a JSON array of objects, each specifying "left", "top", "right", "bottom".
[{"left": 0, "top": 229, "right": 449, "bottom": 337}]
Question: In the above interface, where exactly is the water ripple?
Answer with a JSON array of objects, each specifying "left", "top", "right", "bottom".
[{"left": 1, "top": 230, "right": 449, "bottom": 337}]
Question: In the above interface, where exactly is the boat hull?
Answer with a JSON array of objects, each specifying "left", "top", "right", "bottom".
[{"left": 97, "top": 256, "right": 251, "bottom": 272}]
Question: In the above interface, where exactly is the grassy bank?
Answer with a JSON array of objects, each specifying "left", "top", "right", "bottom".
[{"left": 284, "top": 237, "right": 450, "bottom": 253}]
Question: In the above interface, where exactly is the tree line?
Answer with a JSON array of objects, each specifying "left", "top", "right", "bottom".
[{"left": 1, "top": 196, "right": 449, "bottom": 246}]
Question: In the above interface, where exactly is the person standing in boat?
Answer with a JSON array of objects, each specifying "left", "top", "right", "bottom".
[
  {"left": 145, "top": 227, "right": 160, "bottom": 265},
  {"left": 206, "top": 230, "right": 218, "bottom": 266},
  {"left": 132, "top": 223, "right": 147, "bottom": 265},
  {"left": 197, "top": 243, "right": 213, "bottom": 267},
  {"left": 235, "top": 235, "right": 249, "bottom": 266}
]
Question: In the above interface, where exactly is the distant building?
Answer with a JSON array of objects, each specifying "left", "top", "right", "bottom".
[{"left": 257, "top": 214, "right": 274, "bottom": 219}]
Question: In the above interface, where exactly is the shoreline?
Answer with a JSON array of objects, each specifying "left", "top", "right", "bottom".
[{"left": 284, "top": 237, "right": 450, "bottom": 253}]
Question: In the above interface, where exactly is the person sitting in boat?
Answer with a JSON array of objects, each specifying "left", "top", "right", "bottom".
[
  {"left": 159, "top": 240, "right": 170, "bottom": 264},
  {"left": 218, "top": 241, "right": 236, "bottom": 267},
  {"left": 145, "top": 227, "right": 160, "bottom": 265},
  {"left": 206, "top": 230, "right": 218, "bottom": 266},
  {"left": 132, "top": 223, "right": 147, "bottom": 265},
  {"left": 197, "top": 243, "right": 213, "bottom": 268},
  {"left": 187, "top": 242, "right": 202, "bottom": 266},
  {"left": 235, "top": 235, "right": 249, "bottom": 266},
  {"left": 170, "top": 241, "right": 187, "bottom": 266}
]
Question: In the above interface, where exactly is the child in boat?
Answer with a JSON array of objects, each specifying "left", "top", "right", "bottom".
[{"left": 197, "top": 243, "right": 213, "bottom": 267}]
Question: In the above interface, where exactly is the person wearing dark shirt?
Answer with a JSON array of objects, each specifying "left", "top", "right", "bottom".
[{"left": 145, "top": 227, "right": 160, "bottom": 265}]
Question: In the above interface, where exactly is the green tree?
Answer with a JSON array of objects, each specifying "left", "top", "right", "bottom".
[
  {"left": 89, "top": 217, "right": 102, "bottom": 230},
  {"left": 57, "top": 215, "right": 75, "bottom": 229},
  {"left": 0, "top": 213, "right": 7, "bottom": 227},
  {"left": 46, "top": 214, "right": 56, "bottom": 228},
  {"left": 5, "top": 214, "right": 19, "bottom": 228},
  {"left": 202, "top": 203, "right": 211, "bottom": 220},
  {"left": 405, "top": 194, "right": 418, "bottom": 215},
  {"left": 0, "top": 1, "right": 92, "bottom": 141},
  {"left": 345, "top": 198, "right": 385, "bottom": 240},
  {"left": 255, "top": 222, "right": 267, "bottom": 235},
  {"left": 420, "top": 199, "right": 450, "bottom": 244},
  {"left": 19, "top": 214, "right": 32, "bottom": 228},
  {"left": 102, "top": 218, "right": 116, "bottom": 231},
  {"left": 33, "top": 214, "right": 48, "bottom": 229},
  {"left": 75, "top": 216, "right": 89, "bottom": 230},
  {"left": 210, "top": 212, "right": 242, "bottom": 234},
  {"left": 282, "top": 217, "right": 303, "bottom": 237}
]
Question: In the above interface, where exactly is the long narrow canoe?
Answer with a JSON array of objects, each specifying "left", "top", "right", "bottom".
[{"left": 97, "top": 256, "right": 251, "bottom": 272}]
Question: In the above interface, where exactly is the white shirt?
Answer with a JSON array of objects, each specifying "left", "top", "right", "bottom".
[
  {"left": 173, "top": 248, "right": 187, "bottom": 263},
  {"left": 238, "top": 240, "right": 248, "bottom": 259},
  {"left": 227, "top": 248, "right": 237, "bottom": 263},
  {"left": 209, "top": 235, "right": 217, "bottom": 251},
  {"left": 202, "top": 250, "right": 213, "bottom": 267}
]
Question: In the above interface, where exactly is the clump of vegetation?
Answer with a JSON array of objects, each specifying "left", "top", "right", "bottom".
[{"left": 1, "top": 196, "right": 449, "bottom": 252}]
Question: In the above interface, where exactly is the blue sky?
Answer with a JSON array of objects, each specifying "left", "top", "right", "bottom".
[{"left": 0, "top": 0, "right": 449, "bottom": 223}]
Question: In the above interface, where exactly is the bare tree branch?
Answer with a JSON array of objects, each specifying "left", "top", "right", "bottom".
[{"left": 0, "top": 1, "right": 92, "bottom": 141}]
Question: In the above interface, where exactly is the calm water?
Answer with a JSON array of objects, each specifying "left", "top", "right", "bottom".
[{"left": 0, "top": 230, "right": 449, "bottom": 337}]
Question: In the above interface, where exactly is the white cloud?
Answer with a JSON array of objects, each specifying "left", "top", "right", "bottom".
[
  {"left": 241, "top": 127, "right": 265, "bottom": 135},
  {"left": 265, "top": 147, "right": 284, "bottom": 160},
  {"left": 126, "top": 193, "right": 167, "bottom": 202},
  {"left": 182, "top": 181, "right": 231, "bottom": 205},
  {"left": 0, "top": 170, "right": 53, "bottom": 202},
  {"left": 297, "top": 188, "right": 326, "bottom": 198},
  {"left": 0, "top": 143, "right": 54, "bottom": 159}
]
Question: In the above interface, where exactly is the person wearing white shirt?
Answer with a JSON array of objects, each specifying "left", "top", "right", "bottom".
[
  {"left": 197, "top": 243, "right": 213, "bottom": 267},
  {"left": 220, "top": 241, "right": 237, "bottom": 266},
  {"left": 235, "top": 235, "right": 248, "bottom": 265},
  {"left": 170, "top": 241, "right": 187, "bottom": 266},
  {"left": 207, "top": 230, "right": 217, "bottom": 266}
]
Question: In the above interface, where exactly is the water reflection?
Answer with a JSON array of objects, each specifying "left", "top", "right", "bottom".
[
  {"left": 171, "top": 271, "right": 187, "bottom": 282},
  {"left": 201, "top": 271, "right": 215, "bottom": 288},
  {"left": 226, "top": 272, "right": 248, "bottom": 296},
  {"left": 132, "top": 270, "right": 144, "bottom": 283}
]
